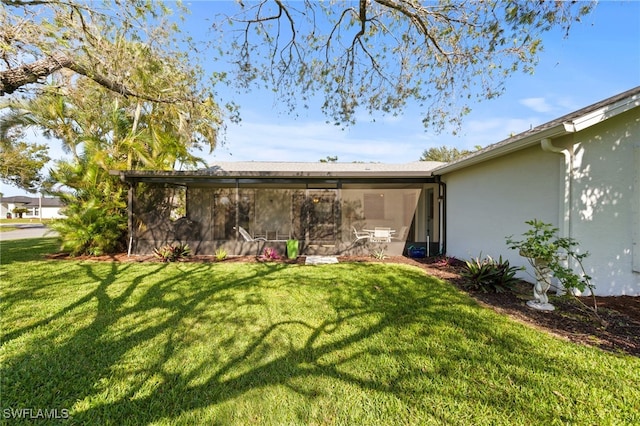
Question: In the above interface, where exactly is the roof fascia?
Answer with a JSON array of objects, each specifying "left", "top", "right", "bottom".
[{"left": 563, "top": 92, "right": 640, "bottom": 132}]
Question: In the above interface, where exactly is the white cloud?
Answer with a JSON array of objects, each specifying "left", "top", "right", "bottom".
[
  {"left": 519, "top": 97, "right": 553, "bottom": 113},
  {"left": 207, "top": 116, "right": 426, "bottom": 164}
]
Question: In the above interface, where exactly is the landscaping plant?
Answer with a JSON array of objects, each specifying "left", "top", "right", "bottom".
[
  {"left": 506, "top": 219, "right": 601, "bottom": 322},
  {"left": 461, "top": 254, "right": 523, "bottom": 293},
  {"left": 259, "top": 246, "right": 280, "bottom": 261},
  {"left": 432, "top": 255, "right": 460, "bottom": 268},
  {"left": 153, "top": 243, "right": 191, "bottom": 262},
  {"left": 215, "top": 247, "right": 228, "bottom": 261},
  {"left": 370, "top": 248, "right": 387, "bottom": 260}
]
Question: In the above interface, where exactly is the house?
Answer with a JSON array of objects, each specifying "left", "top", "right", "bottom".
[
  {"left": 118, "top": 86, "right": 639, "bottom": 296},
  {"left": 0, "top": 195, "right": 65, "bottom": 219},
  {"left": 435, "top": 86, "right": 640, "bottom": 296}
]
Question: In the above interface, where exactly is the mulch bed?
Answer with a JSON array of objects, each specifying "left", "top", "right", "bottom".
[{"left": 45, "top": 252, "right": 640, "bottom": 357}]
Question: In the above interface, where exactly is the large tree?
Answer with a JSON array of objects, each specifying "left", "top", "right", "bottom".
[
  {"left": 212, "top": 0, "right": 592, "bottom": 131},
  {"left": 1, "top": 0, "right": 224, "bottom": 191},
  {"left": 1, "top": 0, "right": 203, "bottom": 101},
  {"left": 1, "top": 0, "right": 224, "bottom": 253},
  {"left": 0, "top": 137, "right": 49, "bottom": 192},
  {"left": 3, "top": 73, "right": 218, "bottom": 254}
]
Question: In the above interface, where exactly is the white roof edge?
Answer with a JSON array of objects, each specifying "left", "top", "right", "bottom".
[
  {"left": 564, "top": 91, "right": 640, "bottom": 132},
  {"left": 433, "top": 89, "right": 640, "bottom": 175}
]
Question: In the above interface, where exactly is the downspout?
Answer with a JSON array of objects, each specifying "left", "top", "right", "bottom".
[
  {"left": 438, "top": 179, "right": 447, "bottom": 255},
  {"left": 540, "top": 137, "right": 572, "bottom": 294}
]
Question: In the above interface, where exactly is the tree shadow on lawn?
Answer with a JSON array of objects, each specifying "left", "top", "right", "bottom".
[
  {"left": 0, "top": 238, "right": 58, "bottom": 265},
  {"left": 1, "top": 262, "right": 629, "bottom": 424}
]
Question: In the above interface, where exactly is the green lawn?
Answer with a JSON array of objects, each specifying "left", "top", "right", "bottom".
[
  {"left": 1, "top": 239, "right": 638, "bottom": 425},
  {"left": 0, "top": 226, "right": 19, "bottom": 232}
]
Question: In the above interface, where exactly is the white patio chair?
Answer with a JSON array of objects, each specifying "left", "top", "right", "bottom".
[
  {"left": 235, "top": 226, "right": 267, "bottom": 242},
  {"left": 352, "top": 226, "right": 371, "bottom": 243}
]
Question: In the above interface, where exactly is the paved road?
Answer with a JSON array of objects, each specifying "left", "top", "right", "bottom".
[{"left": 0, "top": 224, "right": 58, "bottom": 241}]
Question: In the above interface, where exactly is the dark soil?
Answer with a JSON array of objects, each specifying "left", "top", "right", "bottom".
[{"left": 46, "top": 252, "right": 640, "bottom": 357}]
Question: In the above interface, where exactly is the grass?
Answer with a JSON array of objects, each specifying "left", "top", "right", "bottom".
[
  {"left": 0, "top": 226, "right": 19, "bottom": 232},
  {"left": 0, "top": 218, "right": 51, "bottom": 224},
  {"left": 1, "top": 239, "right": 639, "bottom": 425}
]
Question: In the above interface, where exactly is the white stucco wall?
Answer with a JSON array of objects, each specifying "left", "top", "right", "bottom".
[
  {"left": 441, "top": 108, "right": 640, "bottom": 296},
  {"left": 442, "top": 145, "right": 561, "bottom": 283},
  {"left": 569, "top": 109, "right": 640, "bottom": 296}
]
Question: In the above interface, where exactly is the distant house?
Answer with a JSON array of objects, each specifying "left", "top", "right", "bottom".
[
  {"left": 1, "top": 195, "right": 65, "bottom": 219},
  {"left": 118, "top": 86, "right": 639, "bottom": 296}
]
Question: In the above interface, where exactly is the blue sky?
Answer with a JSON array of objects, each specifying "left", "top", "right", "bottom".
[{"left": 2, "top": 1, "right": 639, "bottom": 197}]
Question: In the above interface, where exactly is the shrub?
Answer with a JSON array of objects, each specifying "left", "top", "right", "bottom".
[
  {"left": 153, "top": 243, "right": 191, "bottom": 262},
  {"left": 461, "top": 254, "right": 523, "bottom": 293},
  {"left": 370, "top": 248, "right": 387, "bottom": 260},
  {"left": 506, "top": 219, "right": 601, "bottom": 323},
  {"left": 260, "top": 247, "right": 280, "bottom": 261},
  {"left": 49, "top": 203, "right": 127, "bottom": 256},
  {"left": 506, "top": 219, "right": 593, "bottom": 294},
  {"left": 215, "top": 248, "right": 228, "bottom": 261}
]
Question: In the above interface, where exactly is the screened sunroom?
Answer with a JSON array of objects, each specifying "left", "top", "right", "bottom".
[{"left": 118, "top": 162, "right": 445, "bottom": 257}]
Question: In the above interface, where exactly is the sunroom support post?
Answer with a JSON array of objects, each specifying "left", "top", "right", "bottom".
[{"left": 127, "top": 183, "right": 134, "bottom": 257}]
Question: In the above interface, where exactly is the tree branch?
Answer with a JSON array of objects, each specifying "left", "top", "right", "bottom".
[
  {"left": 0, "top": 53, "right": 191, "bottom": 104},
  {"left": 373, "top": 0, "right": 448, "bottom": 58}
]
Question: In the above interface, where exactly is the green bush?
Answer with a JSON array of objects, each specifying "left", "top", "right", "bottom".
[
  {"left": 461, "top": 255, "right": 523, "bottom": 293},
  {"left": 49, "top": 198, "right": 127, "bottom": 256},
  {"left": 215, "top": 247, "right": 228, "bottom": 261},
  {"left": 48, "top": 162, "right": 128, "bottom": 256}
]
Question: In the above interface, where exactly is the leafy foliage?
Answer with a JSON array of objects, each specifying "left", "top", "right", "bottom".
[
  {"left": 506, "top": 219, "right": 601, "bottom": 322},
  {"left": 48, "top": 160, "right": 127, "bottom": 256},
  {"left": 461, "top": 255, "right": 523, "bottom": 293},
  {"left": 0, "top": 138, "right": 50, "bottom": 192},
  {"left": 2, "top": 51, "right": 222, "bottom": 255},
  {"left": 420, "top": 145, "right": 480, "bottom": 162},
  {"left": 153, "top": 243, "right": 191, "bottom": 262},
  {"left": 432, "top": 255, "right": 460, "bottom": 268},
  {"left": 2, "top": 1, "right": 224, "bottom": 255},
  {"left": 506, "top": 220, "right": 592, "bottom": 293}
]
